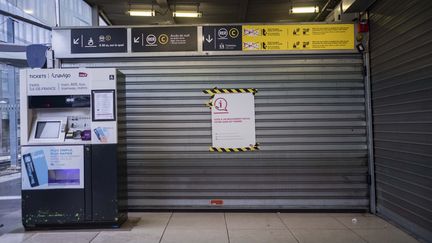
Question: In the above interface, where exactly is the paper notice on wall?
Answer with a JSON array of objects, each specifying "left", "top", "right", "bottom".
[
  {"left": 92, "top": 90, "right": 115, "bottom": 121},
  {"left": 211, "top": 93, "right": 256, "bottom": 148}
]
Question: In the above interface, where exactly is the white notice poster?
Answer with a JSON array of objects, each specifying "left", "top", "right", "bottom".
[
  {"left": 211, "top": 93, "right": 256, "bottom": 148},
  {"left": 92, "top": 90, "right": 115, "bottom": 121}
]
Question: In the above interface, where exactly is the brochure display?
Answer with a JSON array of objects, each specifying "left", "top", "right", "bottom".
[{"left": 20, "top": 68, "right": 127, "bottom": 229}]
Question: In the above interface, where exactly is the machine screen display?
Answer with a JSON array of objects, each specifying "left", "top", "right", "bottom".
[{"left": 35, "top": 121, "right": 61, "bottom": 139}]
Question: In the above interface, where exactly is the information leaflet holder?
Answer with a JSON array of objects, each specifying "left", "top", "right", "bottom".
[{"left": 19, "top": 68, "right": 127, "bottom": 229}]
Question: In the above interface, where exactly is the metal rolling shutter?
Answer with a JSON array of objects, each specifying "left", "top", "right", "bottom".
[
  {"left": 369, "top": 0, "right": 432, "bottom": 240},
  {"left": 62, "top": 54, "right": 368, "bottom": 210}
]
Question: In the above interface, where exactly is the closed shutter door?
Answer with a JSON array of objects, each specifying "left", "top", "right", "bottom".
[
  {"left": 369, "top": 0, "right": 432, "bottom": 240},
  {"left": 62, "top": 54, "right": 368, "bottom": 210}
]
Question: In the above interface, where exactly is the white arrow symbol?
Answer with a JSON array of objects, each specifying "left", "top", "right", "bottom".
[
  {"left": 205, "top": 34, "right": 213, "bottom": 43},
  {"left": 73, "top": 38, "right": 79, "bottom": 44},
  {"left": 133, "top": 37, "right": 140, "bottom": 43}
]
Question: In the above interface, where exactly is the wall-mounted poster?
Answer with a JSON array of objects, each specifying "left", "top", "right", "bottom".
[
  {"left": 92, "top": 90, "right": 116, "bottom": 121},
  {"left": 211, "top": 93, "right": 256, "bottom": 148}
]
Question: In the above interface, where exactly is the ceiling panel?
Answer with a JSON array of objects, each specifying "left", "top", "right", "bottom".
[{"left": 85, "top": 0, "right": 336, "bottom": 25}]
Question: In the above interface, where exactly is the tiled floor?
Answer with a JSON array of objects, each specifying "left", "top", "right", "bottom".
[{"left": 0, "top": 212, "right": 420, "bottom": 243}]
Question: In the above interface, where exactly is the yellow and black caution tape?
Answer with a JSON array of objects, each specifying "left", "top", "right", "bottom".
[
  {"left": 203, "top": 87, "right": 258, "bottom": 97},
  {"left": 209, "top": 144, "right": 259, "bottom": 152},
  {"left": 204, "top": 87, "right": 257, "bottom": 108},
  {"left": 205, "top": 99, "right": 213, "bottom": 108}
]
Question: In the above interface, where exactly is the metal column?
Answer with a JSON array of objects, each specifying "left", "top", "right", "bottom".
[{"left": 7, "top": 67, "right": 18, "bottom": 167}]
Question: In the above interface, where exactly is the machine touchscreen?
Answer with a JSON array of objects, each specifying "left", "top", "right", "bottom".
[{"left": 35, "top": 121, "right": 61, "bottom": 139}]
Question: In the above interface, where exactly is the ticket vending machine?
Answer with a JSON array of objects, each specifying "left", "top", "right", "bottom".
[{"left": 20, "top": 68, "right": 127, "bottom": 228}]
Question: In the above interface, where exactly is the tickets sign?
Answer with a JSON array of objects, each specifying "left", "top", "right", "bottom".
[{"left": 242, "top": 24, "right": 354, "bottom": 51}]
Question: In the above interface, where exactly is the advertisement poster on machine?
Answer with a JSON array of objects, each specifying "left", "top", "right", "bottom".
[
  {"left": 21, "top": 145, "right": 84, "bottom": 190},
  {"left": 211, "top": 93, "right": 256, "bottom": 148}
]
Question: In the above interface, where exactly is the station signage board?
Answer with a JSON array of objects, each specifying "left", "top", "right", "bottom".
[
  {"left": 131, "top": 27, "right": 197, "bottom": 52},
  {"left": 242, "top": 24, "right": 354, "bottom": 51},
  {"left": 202, "top": 25, "right": 242, "bottom": 51},
  {"left": 60, "top": 24, "right": 356, "bottom": 57},
  {"left": 70, "top": 28, "right": 127, "bottom": 53}
]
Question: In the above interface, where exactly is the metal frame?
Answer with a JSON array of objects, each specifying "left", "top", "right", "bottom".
[
  {"left": 364, "top": 50, "right": 376, "bottom": 214},
  {"left": 53, "top": 22, "right": 374, "bottom": 211},
  {"left": 0, "top": 9, "right": 51, "bottom": 31},
  {"left": 7, "top": 67, "right": 18, "bottom": 167}
]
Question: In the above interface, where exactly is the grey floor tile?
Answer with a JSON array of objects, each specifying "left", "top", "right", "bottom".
[
  {"left": 0, "top": 233, "right": 34, "bottom": 243},
  {"left": 327, "top": 213, "right": 375, "bottom": 218},
  {"left": 161, "top": 228, "right": 228, "bottom": 243},
  {"left": 129, "top": 213, "right": 172, "bottom": 228},
  {"left": 0, "top": 210, "right": 24, "bottom": 235},
  {"left": 24, "top": 232, "right": 98, "bottom": 243},
  {"left": 167, "top": 213, "right": 225, "bottom": 230},
  {"left": 128, "top": 212, "right": 172, "bottom": 219},
  {"left": 91, "top": 231, "right": 162, "bottom": 243},
  {"left": 280, "top": 214, "right": 346, "bottom": 229},
  {"left": 279, "top": 213, "right": 344, "bottom": 218},
  {"left": 226, "top": 213, "right": 286, "bottom": 230},
  {"left": 292, "top": 229, "right": 366, "bottom": 243},
  {"left": 132, "top": 212, "right": 172, "bottom": 230},
  {"left": 94, "top": 217, "right": 141, "bottom": 232},
  {"left": 353, "top": 228, "right": 420, "bottom": 243},
  {"left": 334, "top": 215, "right": 390, "bottom": 229},
  {"left": 229, "top": 229, "right": 298, "bottom": 243}
]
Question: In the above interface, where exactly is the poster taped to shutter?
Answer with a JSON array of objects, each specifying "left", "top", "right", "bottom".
[{"left": 211, "top": 93, "right": 256, "bottom": 148}]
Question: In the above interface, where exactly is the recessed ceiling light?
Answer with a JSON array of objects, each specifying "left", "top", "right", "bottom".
[
  {"left": 24, "top": 9, "right": 34, "bottom": 14},
  {"left": 129, "top": 10, "right": 155, "bottom": 17},
  {"left": 173, "top": 11, "right": 202, "bottom": 18},
  {"left": 291, "top": 6, "right": 319, "bottom": 14}
]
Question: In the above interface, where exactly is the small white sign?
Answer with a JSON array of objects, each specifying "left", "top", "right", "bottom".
[
  {"left": 91, "top": 122, "right": 117, "bottom": 144},
  {"left": 92, "top": 90, "right": 115, "bottom": 120},
  {"left": 211, "top": 93, "right": 256, "bottom": 148},
  {"left": 21, "top": 145, "right": 84, "bottom": 190}
]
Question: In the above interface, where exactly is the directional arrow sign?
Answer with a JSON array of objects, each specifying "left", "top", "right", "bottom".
[
  {"left": 131, "top": 27, "right": 197, "bottom": 52},
  {"left": 202, "top": 25, "right": 242, "bottom": 51},
  {"left": 71, "top": 28, "right": 127, "bottom": 54},
  {"left": 205, "top": 34, "right": 213, "bottom": 43}
]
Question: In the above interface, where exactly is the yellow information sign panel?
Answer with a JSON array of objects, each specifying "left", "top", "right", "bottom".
[{"left": 242, "top": 24, "right": 354, "bottom": 51}]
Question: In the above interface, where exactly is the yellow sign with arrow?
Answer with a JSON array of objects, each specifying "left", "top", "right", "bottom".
[{"left": 242, "top": 24, "right": 354, "bottom": 51}]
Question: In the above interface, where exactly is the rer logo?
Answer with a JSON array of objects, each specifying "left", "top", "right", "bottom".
[
  {"left": 218, "top": 28, "right": 228, "bottom": 39},
  {"left": 214, "top": 97, "right": 228, "bottom": 111},
  {"left": 146, "top": 34, "right": 157, "bottom": 45}
]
